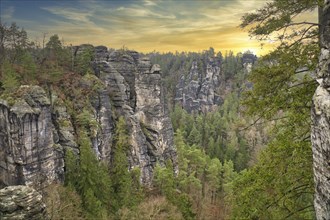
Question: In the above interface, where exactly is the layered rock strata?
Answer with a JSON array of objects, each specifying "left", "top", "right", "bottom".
[
  {"left": 311, "top": 1, "right": 330, "bottom": 219},
  {"left": 0, "top": 184, "right": 48, "bottom": 219},
  {"left": 0, "top": 86, "right": 66, "bottom": 188},
  {"left": 93, "top": 48, "right": 178, "bottom": 184},
  {"left": 0, "top": 46, "right": 177, "bottom": 188},
  {"left": 175, "top": 59, "right": 222, "bottom": 113}
]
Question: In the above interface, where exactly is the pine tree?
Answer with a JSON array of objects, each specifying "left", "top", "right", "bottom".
[
  {"left": 76, "top": 131, "right": 111, "bottom": 219},
  {"left": 110, "top": 116, "right": 132, "bottom": 212},
  {"left": 233, "top": 0, "right": 321, "bottom": 218},
  {"left": 64, "top": 148, "right": 78, "bottom": 188},
  {"left": 20, "top": 51, "right": 36, "bottom": 83},
  {"left": 1, "top": 61, "right": 19, "bottom": 92},
  {"left": 75, "top": 47, "right": 94, "bottom": 75},
  {"left": 187, "top": 125, "right": 202, "bottom": 146}
]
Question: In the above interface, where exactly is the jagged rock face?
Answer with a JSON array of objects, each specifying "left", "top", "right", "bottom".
[
  {"left": 0, "top": 86, "right": 66, "bottom": 188},
  {"left": 136, "top": 63, "right": 177, "bottom": 173},
  {"left": 175, "top": 59, "right": 222, "bottom": 113},
  {"left": 93, "top": 47, "right": 177, "bottom": 184},
  {"left": 0, "top": 45, "right": 177, "bottom": 188},
  {"left": 312, "top": 1, "right": 330, "bottom": 219},
  {"left": 0, "top": 185, "right": 48, "bottom": 219},
  {"left": 78, "top": 72, "right": 115, "bottom": 161}
]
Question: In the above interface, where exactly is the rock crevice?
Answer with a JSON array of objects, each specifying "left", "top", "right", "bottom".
[{"left": 312, "top": 1, "right": 330, "bottom": 219}]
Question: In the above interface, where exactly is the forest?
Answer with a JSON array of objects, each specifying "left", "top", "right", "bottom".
[{"left": 0, "top": 0, "right": 326, "bottom": 219}]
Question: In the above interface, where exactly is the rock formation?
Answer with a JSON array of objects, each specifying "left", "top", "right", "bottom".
[
  {"left": 0, "top": 185, "right": 48, "bottom": 219},
  {"left": 0, "top": 46, "right": 177, "bottom": 188},
  {"left": 175, "top": 58, "right": 222, "bottom": 113},
  {"left": 92, "top": 47, "right": 178, "bottom": 184},
  {"left": 0, "top": 86, "right": 66, "bottom": 188},
  {"left": 174, "top": 54, "right": 256, "bottom": 113},
  {"left": 311, "top": 1, "right": 330, "bottom": 219}
]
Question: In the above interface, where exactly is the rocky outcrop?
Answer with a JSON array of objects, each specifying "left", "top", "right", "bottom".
[
  {"left": 79, "top": 72, "right": 114, "bottom": 161},
  {"left": 311, "top": 1, "right": 330, "bottom": 219},
  {"left": 175, "top": 58, "right": 222, "bottom": 113},
  {"left": 0, "top": 86, "right": 66, "bottom": 188},
  {"left": 93, "top": 48, "right": 178, "bottom": 184},
  {"left": 0, "top": 45, "right": 177, "bottom": 189},
  {"left": 0, "top": 185, "right": 48, "bottom": 219},
  {"left": 174, "top": 53, "right": 256, "bottom": 113}
]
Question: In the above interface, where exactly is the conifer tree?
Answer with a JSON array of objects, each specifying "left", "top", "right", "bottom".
[
  {"left": 64, "top": 149, "right": 78, "bottom": 188},
  {"left": 75, "top": 47, "right": 94, "bottom": 75},
  {"left": 75, "top": 131, "right": 111, "bottom": 219},
  {"left": 1, "top": 61, "right": 19, "bottom": 92},
  {"left": 231, "top": 0, "right": 321, "bottom": 218},
  {"left": 110, "top": 116, "right": 132, "bottom": 212},
  {"left": 187, "top": 125, "right": 202, "bottom": 146},
  {"left": 15, "top": 51, "right": 37, "bottom": 84}
]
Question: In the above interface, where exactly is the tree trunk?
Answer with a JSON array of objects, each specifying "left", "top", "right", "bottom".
[{"left": 312, "top": 1, "right": 330, "bottom": 219}]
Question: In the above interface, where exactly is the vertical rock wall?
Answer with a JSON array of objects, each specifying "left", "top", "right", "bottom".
[
  {"left": 0, "top": 185, "right": 48, "bottom": 219},
  {"left": 0, "top": 86, "right": 65, "bottom": 188},
  {"left": 312, "top": 1, "right": 330, "bottom": 219},
  {"left": 175, "top": 59, "right": 222, "bottom": 113},
  {"left": 0, "top": 45, "right": 178, "bottom": 189},
  {"left": 93, "top": 48, "right": 178, "bottom": 184}
]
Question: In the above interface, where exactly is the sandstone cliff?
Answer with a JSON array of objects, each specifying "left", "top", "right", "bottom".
[
  {"left": 0, "top": 46, "right": 177, "bottom": 188},
  {"left": 175, "top": 58, "right": 222, "bottom": 113},
  {"left": 311, "top": 1, "right": 330, "bottom": 219},
  {"left": 0, "top": 185, "right": 48, "bottom": 219},
  {"left": 92, "top": 47, "right": 177, "bottom": 184},
  {"left": 0, "top": 86, "right": 66, "bottom": 188},
  {"left": 174, "top": 54, "right": 255, "bottom": 113}
]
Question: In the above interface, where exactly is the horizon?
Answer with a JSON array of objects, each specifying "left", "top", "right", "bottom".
[{"left": 1, "top": 0, "right": 317, "bottom": 56}]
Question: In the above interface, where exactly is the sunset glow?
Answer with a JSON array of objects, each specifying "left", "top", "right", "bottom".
[{"left": 0, "top": 0, "right": 317, "bottom": 56}]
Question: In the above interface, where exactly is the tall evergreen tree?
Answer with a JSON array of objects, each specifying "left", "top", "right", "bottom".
[
  {"left": 1, "top": 61, "right": 19, "bottom": 92},
  {"left": 231, "top": 0, "right": 322, "bottom": 218},
  {"left": 110, "top": 116, "right": 132, "bottom": 212}
]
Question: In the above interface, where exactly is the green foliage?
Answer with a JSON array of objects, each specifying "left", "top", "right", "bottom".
[
  {"left": 75, "top": 47, "right": 95, "bottom": 75},
  {"left": 234, "top": 0, "right": 320, "bottom": 218},
  {"left": 77, "top": 131, "right": 111, "bottom": 219},
  {"left": 206, "top": 158, "right": 222, "bottom": 192},
  {"left": 154, "top": 160, "right": 196, "bottom": 220},
  {"left": 76, "top": 109, "right": 99, "bottom": 138},
  {"left": 44, "top": 184, "right": 85, "bottom": 220},
  {"left": 64, "top": 149, "right": 79, "bottom": 188},
  {"left": 45, "top": 34, "right": 62, "bottom": 65},
  {"left": 222, "top": 51, "right": 242, "bottom": 79},
  {"left": 118, "top": 196, "right": 183, "bottom": 220},
  {"left": 64, "top": 131, "right": 111, "bottom": 219},
  {"left": 240, "top": 0, "right": 321, "bottom": 42},
  {"left": 0, "top": 22, "right": 31, "bottom": 64},
  {"left": 231, "top": 130, "right": 314, "bottom": 219},
  {"left": 1, "top": 61, "right": 19, "bottom": 92},
  {"left": 187, "top": 125, "right": 201, "bottom": 146},
  {"left": 110, "top": 116, "right": 133, "bottom": 212},
  {"left": 148, "top": 48, "right": 224, "bottom": 110},
  {"left": 44, "top": 34, "right": 71, "bottom": 67},
  {"left": 242, "top": 44, "right": 318, "bottom": 124},
  {"left": 129, "top": 167, "right": 145, "bottom": 207},
  {"left": 46, "top": 34, "right": 62, "bottom": 52},
  {"left": 171, "top": 95, "right": 250, "bottom": 171},
  {"left": 154, "top": 162, "right": 176, "bottom": 197},
  {"left": 20, "top": 51, "right": 37, "bottom": 83}
]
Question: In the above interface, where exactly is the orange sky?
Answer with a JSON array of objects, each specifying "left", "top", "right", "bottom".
[{"left": 0, "top": 0, "right": 318, "bottom": 56}]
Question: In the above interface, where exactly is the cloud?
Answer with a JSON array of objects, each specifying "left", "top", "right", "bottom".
[
  {"left": 43, "top": 0, "right": 268, "bottom": 54},
  {"left": 144, "top": 0, "right": 157, "bottom": 6},
  {"left": 115, "top": 6, "right": 176, "bottom": 19},
  {"left": 41, "top": 6, "right": 93, "bottom": 23},
  {"left": 1, "top": 6, "right": 15, "bottom": 20},
  {"left": 16, "top": 0, "right": 300, "bottom": 55}
]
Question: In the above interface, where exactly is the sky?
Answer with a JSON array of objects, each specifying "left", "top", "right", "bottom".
[{"left": 0, "top": 0, "right": 318, "bottom": 56}]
